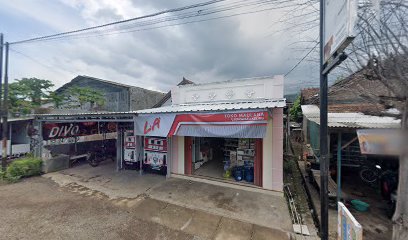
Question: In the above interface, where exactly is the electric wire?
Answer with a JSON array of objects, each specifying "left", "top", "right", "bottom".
[
  {"left": 10, "top": 0, "right": 297, "bottom": 45},
  {"left": 284, "top": 41, "right": 319, "bottom": 77},
  {"left": 10, "top": 0, "right": 227, "bottom": 45}
]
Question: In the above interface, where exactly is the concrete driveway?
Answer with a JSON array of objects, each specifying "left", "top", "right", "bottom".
[
  {"left": 0, "top": 177, "right": 292, "bottom": 240},
  {"left": 30, "top": 161, "right": 296, "bottom": 239}
]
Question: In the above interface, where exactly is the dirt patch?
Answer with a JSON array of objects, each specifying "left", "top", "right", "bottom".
[{"left": 208, "top": 192, "right": 238, "bottom": 212}]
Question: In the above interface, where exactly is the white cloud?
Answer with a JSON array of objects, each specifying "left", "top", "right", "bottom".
[{"left": 5, "top": 0, "right": 320, "bottom": 94}]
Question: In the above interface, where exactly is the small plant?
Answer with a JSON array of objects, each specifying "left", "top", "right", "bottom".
[{"left": 2, "top": 157, "right": 42, "bottom": 182}]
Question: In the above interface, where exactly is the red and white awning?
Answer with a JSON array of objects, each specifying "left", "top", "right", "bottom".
[{"left": 135, "top": 111, "right": 268, "bottom": 138}]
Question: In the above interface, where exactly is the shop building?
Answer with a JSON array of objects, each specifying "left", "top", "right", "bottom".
[
  {"left": 35, "top": 76, "right": 286, "bottom": 192},
  {"left": 133, "top": 76, "right": 286, "bottom": 191}
]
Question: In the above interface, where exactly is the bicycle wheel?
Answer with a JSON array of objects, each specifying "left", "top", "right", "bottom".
[{"left": 359, "top": 168, "right": 378, "bottom": 183}]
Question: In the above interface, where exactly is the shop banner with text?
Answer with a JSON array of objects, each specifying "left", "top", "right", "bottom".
[
  {"left": 168, "top": 111, "right": 268, "bottom": 136},
  {"left": 135, "top": 111, "right": 268, "bottom": 137},
  {"left": 135, "top": 114, "right": 177, "bottom": 137},
  {"left": 42, "top": 122, "right": 117, "bottom": 140}
]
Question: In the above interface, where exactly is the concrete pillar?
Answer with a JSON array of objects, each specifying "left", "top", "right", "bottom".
[{"left": 271, "top": 108, "right": 284, "bottom": 192}]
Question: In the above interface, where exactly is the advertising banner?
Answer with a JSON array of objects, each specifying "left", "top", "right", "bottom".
[
  {"left": 135, "top": 114, "right": 177, "bottom": 137},
  {"left": 357, "top": 129, "right": 401, "bottom": 156},
  {"left": 338, "top": 202, "right": 362, "bottom": 240},
  {"left": 42, "top": 122, "right": 117, "bottom": 140},
  {"left": 143, "top": 136, "right": 167, "bottom": 171},
  {"left": 44, "top": 132, "right": 117, "bottom": 146},
  {"left": 168, "top": 111, "right": 268, "bottom": 136},
  {"left": 135, "top": 111, "right": 268, "bottom": 137}
]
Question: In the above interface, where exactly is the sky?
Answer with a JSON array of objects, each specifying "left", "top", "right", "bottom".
[{"left": 0, "top": 0, "right": 322, "bottom": 94}]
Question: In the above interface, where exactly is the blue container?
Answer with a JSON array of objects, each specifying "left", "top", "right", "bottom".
[
  {"left": 234, "top": 167, "right": 243, "bottom": 181},
  {"left": 244, "top": 167, "right": 254, "bottom": 182}
]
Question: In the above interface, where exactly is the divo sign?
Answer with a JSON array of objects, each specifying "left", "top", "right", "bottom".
[{"left": 42, "top": 122, "right": 117, "bottom": 140}]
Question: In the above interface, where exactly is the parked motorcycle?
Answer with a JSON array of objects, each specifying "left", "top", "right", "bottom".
[
  {"left": 88, "top": 142, "right": 115, "bottom": 167},
  {"left": 360, "top": 164, "right": 398, "bottom": 218}
]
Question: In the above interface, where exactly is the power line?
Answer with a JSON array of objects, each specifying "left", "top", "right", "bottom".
[
  {"left": 10, "top": 0, "right": 296, "bottom": 45},
  {"left": 10, "top": 0, "right": 227, "bottom": 45},
  {"left": 20, "top": 3, "right": 294, "bottom": 44},
  {"left": 284, "top": 41, "right": 319, "bottom": 77}
]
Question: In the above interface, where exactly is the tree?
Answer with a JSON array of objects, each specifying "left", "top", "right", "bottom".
[
  {"left": 13, "top": 78, "right": 54, "bottom": 106},
  {"left": 5, "top": 78, "right": 54, "bottom": 115},
  {"left": 348, "top": 2, "right": 408, "bottom": 239},
  {"left": 66, "top": 87, "right": 105, "bottom": 110},
  {"left": 290, "top": 95, "right": 302, "bottom": 122},
  {"left": 48, "top": 91, "right": 66, "bottom": 109}
]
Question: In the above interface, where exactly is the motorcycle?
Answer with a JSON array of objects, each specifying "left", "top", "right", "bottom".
[
  {"left": 360, "top": 164, "right": 398, "bottom": 218},
  {"left": 88, "top": 141, "right": 115, "bottom": 167}
]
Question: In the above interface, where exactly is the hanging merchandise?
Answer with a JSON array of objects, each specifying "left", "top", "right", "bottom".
[{"left": 143, "top": 137, "right": 167, "bottom": 175}]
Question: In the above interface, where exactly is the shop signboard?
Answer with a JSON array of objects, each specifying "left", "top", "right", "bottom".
[
  {"left": 324, "top": 0, "right": 358, "bottom": 62},
  {"left": 135, "top": 114, "right": 177, "bottom": 137},
  {"left": 338, "top": 202, "right": 362, "bottom": 240},
  {"left": 357, "top": 129, "right": 401, "bottom": 156},
  {"left": 168, "top": 111, "right": 268, "bottom": 136},
  {"left": 135, "top": 111, "right": 268, "bottom": 137},
  {"left": 42, "top": 122, "right": 117, "bottom": 140},
  {"left": 44, "top": 132, "right": 117, "bottom": 146}
]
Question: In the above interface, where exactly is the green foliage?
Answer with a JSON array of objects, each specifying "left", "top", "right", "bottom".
[
  {"left": 67, "top": 87, "right": 105, "bottom": 109},
  {"left": 289, "top": 95, "right": 302, "bottom": 122},
  {"left": 2, "top": 157, "right": 42, "bottom": 182},
  {"left": 48, "top": 91, "right": 67, "bottom": 108},
  {"left": 7, "top": 78, "right": 54, "bottom": 115}
]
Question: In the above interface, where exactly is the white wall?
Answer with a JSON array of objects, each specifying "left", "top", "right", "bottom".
[
  {"left": 262, "top": 108, "right": 284, "bottom": 192},
  {"left": 262, "top": 119, "right": 273, "bottom": 190},
  {"left": 170, "top": 136, "right": 185, "bottom": 175},
  {"left": 172, "top": 75, "right": 284, "bottom": 105}
]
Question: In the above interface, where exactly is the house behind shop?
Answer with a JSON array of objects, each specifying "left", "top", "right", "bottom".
[
  {"left": 52, "top": 75, "right": 165, "bottom": 113},
  {"left": 300, "top": 69, "right": 401, "bottom": 164}
]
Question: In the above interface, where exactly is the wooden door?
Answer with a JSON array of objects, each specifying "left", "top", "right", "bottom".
[
  {"left": 184, "top": 136, "right": 193, "bottom": 175},
  {"left": 254, "top": 139, "right": 263, "bottom": 187}
]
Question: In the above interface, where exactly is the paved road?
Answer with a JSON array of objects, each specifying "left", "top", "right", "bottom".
[{"left": 0, "top": 177, "right": 292, "bottom": 240}]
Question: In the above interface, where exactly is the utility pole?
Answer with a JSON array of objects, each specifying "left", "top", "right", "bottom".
[
  {"left": 2, "top": 42, "right": 9, "bottom": 170},
  {"left": 0, "top": 34, "right": 3, "bottom": 147},
  {"left": 319, "top": 0, "right": 329, "bottom": 239}
]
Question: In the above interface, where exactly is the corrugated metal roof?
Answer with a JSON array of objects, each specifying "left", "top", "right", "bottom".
[
  {"left": 137, "top": 99, "right": 286, "bottom": 114},
  {"left": 35, "top": 99, "right": 286, "bottom": 117},
  {"left": 35, "top": 111, "right": 135, "bottom": 117},
  {"left": 301, "top": 104, "right": 401, "bottom": 129}
]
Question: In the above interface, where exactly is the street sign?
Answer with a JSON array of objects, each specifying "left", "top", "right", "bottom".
[{"left": 324, "top": 0, "right": 358, "bottom": 63}]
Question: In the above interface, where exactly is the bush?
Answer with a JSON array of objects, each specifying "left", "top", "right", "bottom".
[{"left": 4, "top": 157, "right": 42, "bottom": 182}]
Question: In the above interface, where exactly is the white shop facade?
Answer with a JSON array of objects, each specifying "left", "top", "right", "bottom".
[{"left": 131, "top": 76, "right": 286, "bottom": 191}]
